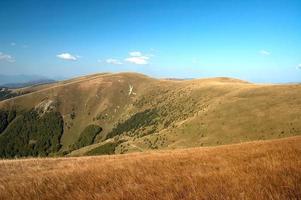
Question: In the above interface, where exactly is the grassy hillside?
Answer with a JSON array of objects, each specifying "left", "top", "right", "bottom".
[
  {"left": 0, "top": 72, "right": 300, "bottom": 157},
  {"left": 0, "top": 136, "right": 300, "bottom": 199}
]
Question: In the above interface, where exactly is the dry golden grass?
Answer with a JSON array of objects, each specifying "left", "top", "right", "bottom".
[{"left": 0, "top": 136, "right": 300, "bottom": 200}]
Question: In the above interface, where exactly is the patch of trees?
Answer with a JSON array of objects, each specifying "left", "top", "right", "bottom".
[
  {"left": 132, "top": 87, "right": 200, "bottom": 130},
  {"left": 0, "top": 110, "right": 64, "bottom": 158},
  {"left": 106, "top": 109, "right": 159, "bottom": 139},
  {"left": 0, "top": 109, "right": 16, "bottom": 133},
  {"left": 72, "top": 125, "right": 102, "bottom": 150},
  {"left": 143, "top": 136, "right": 167, "bottom": 149},
  {"left": 0, "top": 111, "right": 8, "bottom": 133},
  {"left": 86, "top": 140, "right": 122, "bottom": 156}
]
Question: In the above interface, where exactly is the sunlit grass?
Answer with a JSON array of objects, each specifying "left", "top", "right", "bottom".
[{"left": 0, "top": 136, "right": 300, "bottom": 200}]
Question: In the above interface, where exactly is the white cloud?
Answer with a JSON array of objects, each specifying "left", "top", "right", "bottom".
[
  {"left": 105, "top": 58, "right": 122, "bottom": 65},
  {"left": 129, "top": 51, "right": 142, "bottom": 57},
  {"left": 0, "top": 52, "right": 15, "bottom": 62},
  {"left": 125, "top": 56, "right": 149, "bottom": 65},
  {"left": 259, "top": 50, "right": 271, "bottom": 56},
  {"left": 10, "top": 42, "right": 16, "bottom": 46},
  {"left": 56, "top": 53, "right": 77, "bottom": 61},
  {"left": 125, "top": 51, "right": 150, "bottom": 65}
]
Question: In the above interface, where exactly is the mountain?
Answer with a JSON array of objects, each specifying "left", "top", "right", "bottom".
[
  {"left": 1, "top": 79, "right": 56, "bottom": 89},
  {"left": 0, "top": 74, "right": 57, "bottom": 89},
  {"left": 0, "top": 74, "right": 47, "bottom": 85},
  {"left": 0, "top": 72, "right": 300, "bottom": 158}
]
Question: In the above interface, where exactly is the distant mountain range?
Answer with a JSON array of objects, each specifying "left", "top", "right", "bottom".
[{"left": 0, "top": 74, "right": 59, "bottom": 88}]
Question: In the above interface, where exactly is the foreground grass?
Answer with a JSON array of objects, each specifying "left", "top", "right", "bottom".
[{"left": 0, "top": 136, "right": 300, "bottom": 200}]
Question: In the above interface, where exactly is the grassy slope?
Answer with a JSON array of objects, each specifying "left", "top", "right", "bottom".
[
  {"left": 0, "top": 136, "right": 300, "bottom": 200},
  {"left": 0, "top": 73, "right": 155, "bottom": 149},
  {"left": 0, "top": 72, "right": 300, "bottom": 155}
]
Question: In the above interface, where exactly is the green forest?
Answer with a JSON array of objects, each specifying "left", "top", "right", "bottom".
[
  {"left": 0, "top": 109, "right": 64, "bottom": 158},
  {"left": 72, "top": 124, "right": 102, "bottom": 150}
]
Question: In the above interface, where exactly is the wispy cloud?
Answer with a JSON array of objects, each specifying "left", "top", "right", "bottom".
[
  {"left": 125, "top": 56, "right": 149, "bottom": 65},
  {"left": 56, "top": 53, "right": 78, "bottom": 61},
  {"left": 297, "top": 64, "right": 301, "bottom": 70},
  {"left": 259, "top": 50, "right": 271, "bottom": 56},
  {"left": 0, "top": 52, "right": 15, "bottom": 62},
  {"left": 105, "top": 58, "right": 122, "bottom": 65},
  {"left": 129, "top": 51, "right": 142, "bottom": 57},
  {"left": 10, "top": 42, "right": 16, "bottom": 46},
  {"left": 125, "top": 51, "right": 150, "bottom": 65}
]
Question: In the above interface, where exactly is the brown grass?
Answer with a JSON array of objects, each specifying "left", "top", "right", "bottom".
[{"left": 0, "top": 136, "right": 300, "bottom": 200}]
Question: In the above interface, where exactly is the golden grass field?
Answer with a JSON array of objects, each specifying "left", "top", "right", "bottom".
[{"left": 0, "top": 136, "right": 300, "bottom": 200}]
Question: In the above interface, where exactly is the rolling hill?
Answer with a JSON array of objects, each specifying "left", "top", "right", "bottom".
[{"left": 0, "top": 72, "right": 300, "bottom": 158}]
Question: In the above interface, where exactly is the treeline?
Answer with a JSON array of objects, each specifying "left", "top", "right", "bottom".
[{"left": 0, "top": 109, "right": 64, "bottom": 158}]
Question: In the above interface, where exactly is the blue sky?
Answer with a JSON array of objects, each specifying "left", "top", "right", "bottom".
[{"left": 0, "top": 0, "right": 300, "bottom": 83}]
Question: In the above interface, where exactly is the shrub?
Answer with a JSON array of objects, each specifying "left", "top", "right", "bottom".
[{"left": 70, "top": 112, "right": 76, "bottom": 119}]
